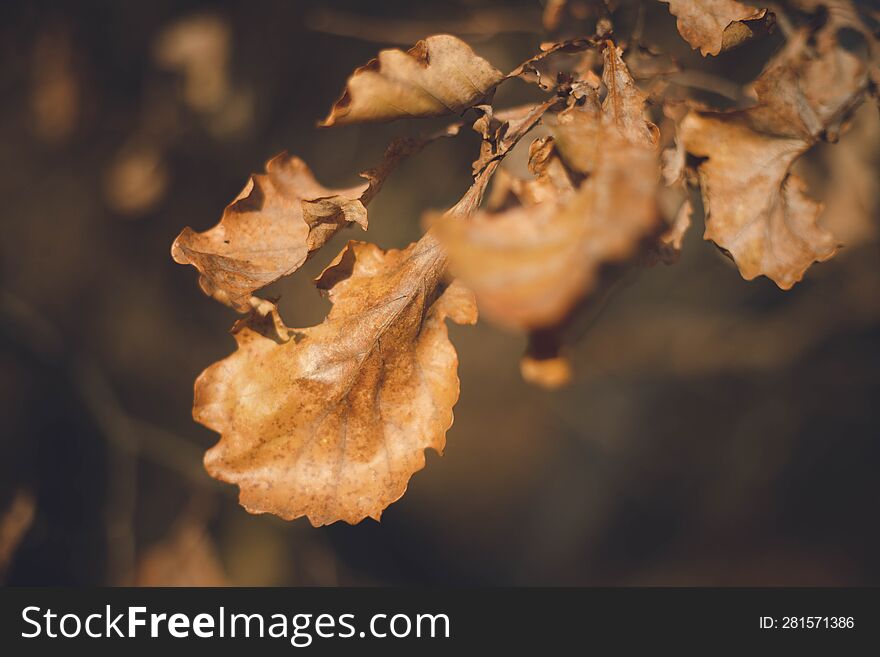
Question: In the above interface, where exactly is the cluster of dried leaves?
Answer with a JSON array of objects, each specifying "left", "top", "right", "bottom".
[{"left": 173, "top": 0, "right": 879, "bottom": 526}]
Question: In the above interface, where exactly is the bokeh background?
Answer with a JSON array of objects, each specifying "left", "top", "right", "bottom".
[{"left": 1, "top": 0, "right": 878, "bottom": 586}]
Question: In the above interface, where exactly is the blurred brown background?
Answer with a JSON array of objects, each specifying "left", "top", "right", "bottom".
[{"left": 1, "top": 0, "right": 878, "bottom": 586}]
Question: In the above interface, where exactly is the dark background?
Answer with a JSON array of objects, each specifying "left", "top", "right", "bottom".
[{"left": 1, "top": 0, "right": 878, "bottom": 586}]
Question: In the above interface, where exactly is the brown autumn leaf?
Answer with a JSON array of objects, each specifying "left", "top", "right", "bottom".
[
  {"left": 550, "top": 43, "right": 659, "bottom": 174},
  {"left": 680, "top": 25, "right": 872, "bottom": 288},
  {"left": 686, "top": 125, "right": 834, "bottom": 288},
  {"left": 440, "top": 136, "right": 658, "bottom": 330},
  {"left": 195, "top": 234, "right": 477, "bottom": 525},
  {"left": 171, "top": 134, "right": 449, "bottom": 311},
  {"left": 320, "top": 34, "right": 504, "bottom": 126},
  {"left": 171, "top": 152, "right": 367, "bottom": 311},
  {"left": 438, "top": 44, "right": 661, "bottom": 330},
  {"left": 659, "top": 0, "right": 771, "bottom": 56}
]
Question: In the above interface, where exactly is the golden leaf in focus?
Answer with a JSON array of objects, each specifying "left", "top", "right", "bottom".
[
  {"left": 171, "top": 136, "right": 438, "bottom": 311},
  {"left": 320, "top": 34, "right": 504, "bottom": 126},
  {"left": 680, "top": 26, "right": 872, "bottom": 288},
  {"left": 171, "top": 152, "right": 368, "bottom": 311},
  {"left": 195, "top": 234, "right": 477, "bottom": 525},
  {"left": 659, "top": 0, "right": 770, "bottom": 56}
]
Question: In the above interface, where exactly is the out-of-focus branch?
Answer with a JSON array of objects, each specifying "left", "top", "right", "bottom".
[
  {"left": 666, "top": 70, "right": 745, "bottom": 102},
  {"left": 0, "top": 290, "right": 208, "bottom": 484},
  {"left": 305, "top": 6, "right": 543, "bottom": 44},
  {"left": 0, "top": 290, "right": 218, "bottom": 584}
]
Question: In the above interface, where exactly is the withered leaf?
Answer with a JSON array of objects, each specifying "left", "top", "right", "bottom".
[
  {"left": 196, "top": 234, "right": 477, "bottom": 525},
  {"left": 437, "top": 44, "right": 660, "bottom": 330},
  {"left": 171, "top": 135, "right": 444, "bottom": 311},
  {"left": 320, "top": 34, "right": 504, "bottom": 126},
  {"left": 172, "top": 152, "right": 367, "bottom": 311},
  {"left": 438, "top": 138, "right": 659, "bottom": 330},
  {"left": 659, "top": 0, "right": 770, "bottom": 56},
  {"left": 551, "top": 44, "right": 659, "bottom": 175},
  {"left": 680, "top": 26, "right": 871, "bottom": 287},
  {"left": 682, "top": 115, "right": 834, "bottom": 287}
]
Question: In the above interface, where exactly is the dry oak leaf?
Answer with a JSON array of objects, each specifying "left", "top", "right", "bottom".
[
  {"left": 551, "top": 43, "right": 659, "bottom": 175},
  {"left": 195, "top": 233, "right": 477, "bottom": 525},
  {"left": 438, "top": 138, "right": 659, "bottom": 330},
  {"left": 438, "top": 45, "right": 661, "bottom": 330},
  {"left": 171, "top": 136, "right": 439, "bottom": 311},
  {"left": 171, "top": 152, "right": 368, "bottom": 311},
  {"left": 680, "top": 27, "right": 871, "bottom": 288},
  {"left": 320, "top": 34, "right": 504, "bottom": 126},
  {"left": 681, "top": 117, "right": 833, "bottom": 287},
  {"left": 659, "top": 0, "right": 770, "bottom": 56}
]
